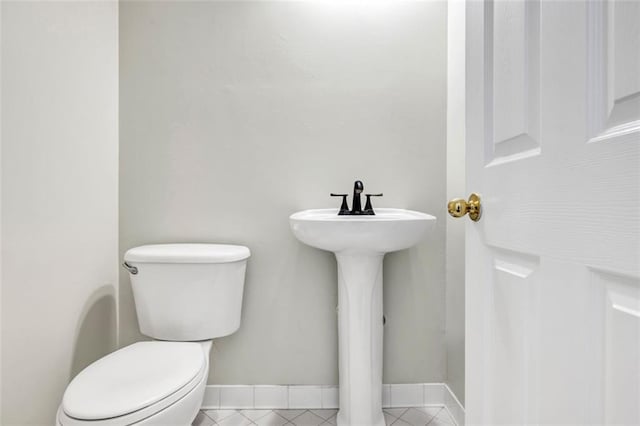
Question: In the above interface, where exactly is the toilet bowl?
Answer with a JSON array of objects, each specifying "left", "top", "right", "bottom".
[{"left": 58, "top": 244, "right": 250, "bottom": 426}]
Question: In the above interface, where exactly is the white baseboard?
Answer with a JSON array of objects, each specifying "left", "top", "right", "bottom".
[{"left": 202, "top": 383, "right": 465, "bottom": 425}]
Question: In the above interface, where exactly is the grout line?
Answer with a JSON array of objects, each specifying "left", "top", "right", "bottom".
[
  {"left": 252, "top": 386, "right": 256, "bottom": 411},
  {"left": 390, "top": 415, "right": 403, "bottom": 426},
  {"left": 286, "top": 385, "right": 290, "bottom": 409},
  {"left": 424, "top": 407, "right": 442, "bottom": 425},
  {"left": 273, "top": 411, "right": 289, "bottom": 424},
  {"left": 440, "top": 406, "right": 457, "bottom": 426},
  {"left": 202, "top": 406, "right": 455, "bottom": 426},
  {"left": 236, "top": 410, "right": 255, "bottom": 424},
  {"left": 390, "top": 407, "right": 409, "bottom": 419},
  {"left": 293, "top": 409, "right": 309, "bottom": 421}
]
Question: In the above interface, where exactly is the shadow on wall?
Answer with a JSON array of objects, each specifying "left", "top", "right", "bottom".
[{"left": 69, "top": 285, "right": 117, "bottom": 380}]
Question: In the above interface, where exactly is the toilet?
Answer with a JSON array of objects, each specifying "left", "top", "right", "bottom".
[{"left": 57, "top": 243, "right": 250, "bottom": 426}]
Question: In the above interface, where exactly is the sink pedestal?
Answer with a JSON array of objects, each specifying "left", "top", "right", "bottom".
[
  {"left": 289, "top": 208, "right": 436, "bottom": 426},
  {"left": 335, "top": 253, "right": 385, "bottom": 426}
]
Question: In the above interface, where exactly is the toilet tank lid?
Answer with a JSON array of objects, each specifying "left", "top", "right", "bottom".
[{"left": 124, "top": 243, "right": 250, "bottom": 263}]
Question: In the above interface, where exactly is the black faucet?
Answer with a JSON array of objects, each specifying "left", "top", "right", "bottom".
[
  {"left": 331, "top": 180, "right": 383, "bottom": 215},
  {"left": 351, "top": 180, "right": 364, "bottom": 213}
]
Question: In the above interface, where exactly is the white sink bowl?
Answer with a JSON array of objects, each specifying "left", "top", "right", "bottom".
[{"left": 289, "top": 208, "right": 436, "bottom": 254}]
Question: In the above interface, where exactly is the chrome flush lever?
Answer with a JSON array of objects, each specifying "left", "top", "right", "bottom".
[{"left": 122, "top": 261, "right": 138, "bottom": 275}]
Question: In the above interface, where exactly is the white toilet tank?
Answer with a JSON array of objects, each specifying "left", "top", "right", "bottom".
[{"left": 123, "top": 244, "right": 250, "bottom": 341}]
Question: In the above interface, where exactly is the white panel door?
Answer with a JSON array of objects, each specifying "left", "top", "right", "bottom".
[{"left": 464, "top": 0, "right": 639, "bottom": 424}]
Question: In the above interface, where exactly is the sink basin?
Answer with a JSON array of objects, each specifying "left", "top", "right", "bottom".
[
  {"left": 289, "top": 208, "right": 436, "bottom": 254},
  {"left": 289, "top": 207, "right": 436, "bottom": 426}
]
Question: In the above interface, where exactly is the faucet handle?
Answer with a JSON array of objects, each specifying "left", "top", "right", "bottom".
[
  {"left": 364, "top": 193, "right": 383, "bottom": 215},
  {"left": 330, "top": 193, "right": 350, "bottom": 215}
]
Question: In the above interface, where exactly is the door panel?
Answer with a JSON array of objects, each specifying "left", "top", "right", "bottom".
[
  {"left": 465, "top": 0, "right": 639, "bottom": 424},
  {"left": 534, "top": 261, "right": 594, "bottom": 424},
  {"left": 486, "top": 248, "right": 539, "bottom": 424},
  {"left": 487, "top": 0, "right": 540, "bottom": 165},
  {"left": 592, "top": 270, "right": 640, "bottom": 424},
  {"left": 587, "top": 0, "right": 640, "bottom": 142}
]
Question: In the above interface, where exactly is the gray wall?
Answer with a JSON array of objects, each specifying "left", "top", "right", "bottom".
[
  {"left": 120, "top": 1, "right": 447, "bottom": 385},
  {"left": 1, "top": 2, "right": 119, "bottom": 424},
  {"left": 446, "top": 0, "right": 466, "bottom": 404}
]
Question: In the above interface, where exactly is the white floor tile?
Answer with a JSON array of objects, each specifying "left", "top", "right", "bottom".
[
  {"left": 254, "top": 411, "right": 289, "bottom": 426},
  {"left": 193, "top": 411, "right": 216, "bottom": 426},
  {"left": 289, "top": 411, "right": 325, "bottom": 426},
  {"left": 428, "top": 409, "right": 455, "bottom": 425},
  {"left": 310, "top": 409, "right": 337, "bottom": 420},
  {"left": 274, "top": 409, "right": 306, "bottom": 420},
  {"left": 239, "top": 410, "right": 271, "bottom": 422},
  {"left": 204, "top": 409, "right": 238, "bottom": 422},
  {"left": 443, "top": 390, "right": 463, "bottom": 426},
  {"left": 416, "top": 407, "right": 442, "bottom": 418},
  {"left": 197, "top": 388, "right": 454, "bottom": 426},
  {"left": 384, "top": 408, "right": 409, "bottom": 419},
  {"left": 398, "top": 408, "right": 433, "bottom": 425},
  {"left": 323, "top": 414, "right": 338, "bottom": 425},
  {"left": 391, "top": 418, "right": 413, "bottom": 425},
  {"left": 217, "top": 412, "right": 254, "bottom": 426},
  {"left": 384, "top": 412, "right": 397, "bottom": 425}
]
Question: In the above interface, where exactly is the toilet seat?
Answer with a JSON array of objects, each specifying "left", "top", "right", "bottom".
[{"left": 59, "top": 341, "right": 207, "bottom": 426}]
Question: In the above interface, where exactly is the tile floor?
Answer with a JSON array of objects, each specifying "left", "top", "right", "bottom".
[{"left": 193, "top": 407, "right": 456, "bottom": 426}]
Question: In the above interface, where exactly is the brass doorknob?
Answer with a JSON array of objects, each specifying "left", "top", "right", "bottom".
[{"left": 447, "top": 193, "right": 482, "bottom": 222}]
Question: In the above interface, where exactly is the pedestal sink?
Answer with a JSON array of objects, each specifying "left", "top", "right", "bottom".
[{"left": 289, "top": 208, "right": 436, "bottom": 426}]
